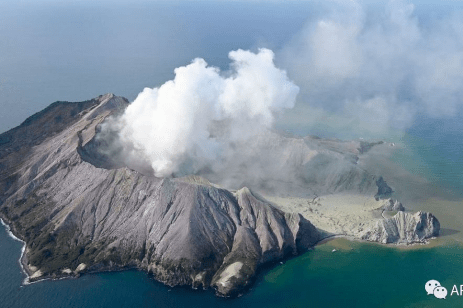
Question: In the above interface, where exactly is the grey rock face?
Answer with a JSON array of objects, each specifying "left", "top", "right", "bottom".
[
  {"left": 375, "top": 176, "right": 393, "bottom": 200},
  {"left": 196, "top": 133, "right": 385, "bottom": 198},
  {"left": 0, "top": 94, "right": 319, "bottom": 297},
  {"left": 381, "top": 198, "right": 405, "bottom": 211},
  {"left": 358, "top": 211, "right": 440, "bottom": 244},
  {"left": 0, "top": 93, "right": 441, "bottom": 295}
]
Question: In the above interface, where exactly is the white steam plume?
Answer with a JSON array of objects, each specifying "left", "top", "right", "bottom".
[
  {"left": 278, "top": 0, "right": 463, "bottom": 138},
  {"left": 118, "top": 48, "right": 299, "bottom": 177}
]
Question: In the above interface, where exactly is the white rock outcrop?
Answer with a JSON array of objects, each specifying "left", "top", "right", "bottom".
[
  {"left": 381, "top": 198, "right": 405, "bottom": 211},
  {"left": 358, "top": 211, "right": 440, "bottom": 244}
]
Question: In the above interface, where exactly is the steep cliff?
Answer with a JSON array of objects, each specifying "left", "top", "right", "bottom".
[
  {"left": 0, "top": 94, "right": 440, "bottom": 296},
  {"left": 0, "top": 94, "right": 319, "bottom": 296},
  {"left": 358, "top": 211, "right": 440, "bottom": 244}
]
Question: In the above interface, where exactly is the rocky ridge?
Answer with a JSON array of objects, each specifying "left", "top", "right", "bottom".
[
  {"left": 0, "top": 94, "right": 440, "bottom": 296},
  {"left": 0, "top": 94, "right": 319, "bottom": 296},
  {"left": 358, "top": 211, "right": 440, "bottom": 244}
]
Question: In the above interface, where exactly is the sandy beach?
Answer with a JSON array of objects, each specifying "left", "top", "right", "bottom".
[
  {"left": 264, "top": 188, "right": 462, "bottom": 248},
  {"left": 264, "top": 193, "right": 384, "bottom": 237}
]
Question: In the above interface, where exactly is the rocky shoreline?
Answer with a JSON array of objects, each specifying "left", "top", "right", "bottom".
[
  {"left": 2, "top": 214, "right": 439, "bottom": 294},
  {"left": 0, "top": 94, "right": 440, "bottom": 297},
  {"left": 1, "top": 199, "right": 440, "bottom": 299}
]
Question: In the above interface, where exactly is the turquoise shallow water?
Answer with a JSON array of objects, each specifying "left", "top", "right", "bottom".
[{"left": 3, "top": 225, "right": 463, "bottom": 308}]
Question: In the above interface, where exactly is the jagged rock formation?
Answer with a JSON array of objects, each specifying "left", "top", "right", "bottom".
[
  {"left": 0, "top": 94, "right": 319, "bottom": 297},
  {"left": 375, "top": 176, "right": 393, "bottom": 200},
  {"left": 381, "top": 198, "right": 405, "bottom": 211},
  {"left": 0, "top": 93, "right": 441, "bottom": 296},
  {"left": 210, "top": 187, "right": 319, "bottom": 295},
  {"left": 358, "top": 211, "right": 440, "bottom": 244},
  {"left": 358, "top": 141, "right": 385, "bottom": 154}
]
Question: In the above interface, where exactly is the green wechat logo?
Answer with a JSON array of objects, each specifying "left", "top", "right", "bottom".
[{"left": 426, "top": 280, "right": 447, "bottom": 299}]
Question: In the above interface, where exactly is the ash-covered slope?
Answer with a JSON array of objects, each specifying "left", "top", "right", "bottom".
[
  {"left": 200, "top": 132, "right": 383, "bottom": 198},
  {"left": 0, "top": 94, "right": 319, "bottom": 296},
  {"left": 0, "top": 94, "right": 440, "bottom": 296}
]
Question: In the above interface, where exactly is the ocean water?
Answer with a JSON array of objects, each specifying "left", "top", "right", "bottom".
[
  {"left": 399, "top": 116, "right": 463, "bottom": 196},
  {"left": 3, "top": 227, "right": 463, "bottom": 308},
  {"left": 0, "top": 0, "right": 315, "bottom": 133}
]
